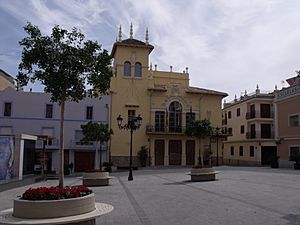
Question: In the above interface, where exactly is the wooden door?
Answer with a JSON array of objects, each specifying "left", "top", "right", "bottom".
[
  {"left": 186, "top": 140, "right": 195, "bottom": 165},
  {"left": 169, "top": 140, "right": 182, "bottom": 165},
  {"left": 75, "top": 152, "right": 95, "bottom": 172},
  {"left": 155, "top": 140, "right": 165, "bottom": 165}
]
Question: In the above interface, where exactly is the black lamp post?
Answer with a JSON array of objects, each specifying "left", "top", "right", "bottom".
[{"left": 117, "top": 114, "right": 142, "bottom": 181}]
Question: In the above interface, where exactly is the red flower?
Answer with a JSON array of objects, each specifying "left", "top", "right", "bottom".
[{"left": 21, "top": 185, "right": 92, "bottom": 201}]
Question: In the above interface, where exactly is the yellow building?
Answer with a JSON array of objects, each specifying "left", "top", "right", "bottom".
[
  {"left": 222, "top": 87, "right": 277, "bottom": 166},
  {"left": 0, "top": 69, "right": 15, "bottom": 91},
  {"left": 110, "top": 25, "right": 227, "bottom": 167}
]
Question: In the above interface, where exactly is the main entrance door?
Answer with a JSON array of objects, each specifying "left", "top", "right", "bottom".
[
  {"left": 75, "top": 152, "right": 95, "bottom": 172},
  {"left": 261, "top": 146, "right": 277, "bottom": 165},
  {"left": 186, "top": 140, "right": 195, "bottom": 165},
  {"left": 169, "top": 140, "right": 182, "bottom": 165},
  {"left": 155, "top": 140, "right": 165, "bottom": 165}
]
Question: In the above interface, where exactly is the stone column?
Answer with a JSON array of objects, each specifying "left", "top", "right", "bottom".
[
  {"left": 181, "top": 140, "right": 186, "bottom": 166},
  {"left": 164, "top": 139, "right": 169, "bottom": 166}
]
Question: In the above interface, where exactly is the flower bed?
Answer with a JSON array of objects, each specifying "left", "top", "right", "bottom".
[
  {"left": 188, "top": 165, "right": 218, "bottom": 182},
  {"left": 21, "top": 185, "right": 92, "bottom": 200},
  {"left": 13, "top": 186, "right": 95, "bottom": 219}
]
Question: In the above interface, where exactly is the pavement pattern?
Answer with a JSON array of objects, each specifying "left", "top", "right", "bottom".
[{"left": 1, "top": 166, "right": 300, "bottom": 225}]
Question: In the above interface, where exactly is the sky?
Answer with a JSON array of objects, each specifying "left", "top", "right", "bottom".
[{"left": 1, "top": 0, "right": 300, "bottom": 102}]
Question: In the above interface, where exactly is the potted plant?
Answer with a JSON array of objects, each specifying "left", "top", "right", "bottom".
[{"left": 290, "top": 155, "right": 300, "bottom": 170}]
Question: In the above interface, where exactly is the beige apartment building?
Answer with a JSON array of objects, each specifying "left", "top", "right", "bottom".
[
  {"left": 275, "top": 75, "right": 300, "bottom": 168},
  {"left": 0, "top": 69, "right": 15, "bottom": 91},
  {"left": 109, "top": 26, "right": 227, "bottom": 167},
  {"left": 222, "top": 86, "right": 277, "bottom": 166}
]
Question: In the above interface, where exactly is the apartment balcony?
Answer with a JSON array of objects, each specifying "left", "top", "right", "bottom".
[
  {"left": 35, "top": 139, "right": 59, "bottom": 149},
  {"left": 146, "top": 125, "right": 186, "bottom": 135},
  {"left": 246, "top": 131, "right": 274, "bottom": 139},
  {"left": 246, "top": 111, "right": 274, "bottom": 120},
  {"left": 70, "top": 140, "right": 97, "bottom": 149}
]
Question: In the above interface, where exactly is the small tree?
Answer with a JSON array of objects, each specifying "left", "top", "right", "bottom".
[
  {"left": 137, "top": 146, "right": 148, "bottom": 167},
  {"left": 185, "top": 119, "right": 213, "bottom": 166},
  {"left": 17, "top": 23, "right": 112, "bottom": 188},
  {"left": 81, "top": 122, "right": 113, "bottom": 171}
]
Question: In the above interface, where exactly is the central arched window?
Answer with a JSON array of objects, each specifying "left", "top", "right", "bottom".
[
  {"left": 124, "top": 61, "right": 131, "bottom": 77},
  {"left": 135, "top": 62, "right": 142, "bottom": 77},
  {"left": 168, "top": 101, "right": 182, "bottom": 132}
]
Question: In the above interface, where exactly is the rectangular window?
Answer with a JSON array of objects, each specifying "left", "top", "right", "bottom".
[
  {"left": 261, "top": 124, "right": 271, "bottom": 138},
  {"left": 46, "top": 104, "right": 53, "bottom": 118},
  {"left": 86, "top": 106, "right": 93, "bottom": 120},
  {"left": 260, "top": 104, "right": 271, "bottom": 118},
  {"left": 290, "top": 146, "right": 300, "bottom": 157},
  {"left": 289, "top": 114, "right": 299, "bottom": 127},
  {"left": 4, "top": 102, "right": 12, "bottom": 116},
  {"left": 228, "top": 128, "right": 233, "bottom": 135},
  {"left": 228, "top": 111, "right": 232, "bottom": 119},
  {"left": 155, "top": 111, "right": 165, "bottom": 132},
  {"left": 239, "top": 146, "right": 243, "bottom": 156},
  {"left": 250, "top": 146, "right": 255, "bottom": 157},
  {"left": 237, "top": 108, "right": 240, "bottom": 117},
  {"left": 186, "top": 112, "right": 196, "bottom": 123},
  {"left": 230, "top": 146, "right": 234, "bottom": 156},
  {"left": 240, "top": 125, "right": 244, "bottom": 134},
  {"left": 128, "top": 110, "right": 136, "bottom": 123}
]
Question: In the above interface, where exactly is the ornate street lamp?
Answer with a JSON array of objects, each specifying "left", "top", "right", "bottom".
[{"left": 117, "top": 114, "right": 142, "bottom": 181}]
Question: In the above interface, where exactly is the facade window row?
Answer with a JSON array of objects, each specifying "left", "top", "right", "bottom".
[
  {"left": 3, "top": 102, "right": 94, "bottom": 120},
  {"left": 124, "top": 61, "right": 142, "bottom": 77},
  {"left": 230, "top": 146, "right": 255, "bottom": 157}
]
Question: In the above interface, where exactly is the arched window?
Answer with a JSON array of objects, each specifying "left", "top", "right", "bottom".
[
  {"left": 124, "top": 61, "right": 131, "bottom": 77},
  {"left": 168, "top": 101, "right": 182, "bottom": 132},
  {"left": 135, "top": 62, "right": 142, "bottom": 77}
]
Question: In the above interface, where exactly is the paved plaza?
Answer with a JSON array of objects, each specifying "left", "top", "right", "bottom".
[{"left": 1, "top": 166, "right": 300, "bottom": 225}]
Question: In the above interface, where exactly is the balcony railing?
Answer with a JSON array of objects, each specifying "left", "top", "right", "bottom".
[
  {"left": 246, "top": 131, "right": 274, "bottom": 139},
  {"left": 35, "top": 139, "right": 59, "bottom": 148},
  {"left": 246, "top": 111, "right": 274, "bottom": 120},
  {"left": 146, "top": 125, "right": 186, "bottom": 134}
]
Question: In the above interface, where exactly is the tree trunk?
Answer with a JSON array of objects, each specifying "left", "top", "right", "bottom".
[
  {"left": 58, "top": 100, "right": 65, "bottom": 189},
  {"left": 99, "top": 141, "right": 102, "bottom": 171},
  {"left": 95, "top": 141, "right": 99, "bottom": 170},
  {"left": 199, "top": 138, "right": 204, "bottom": 166}
]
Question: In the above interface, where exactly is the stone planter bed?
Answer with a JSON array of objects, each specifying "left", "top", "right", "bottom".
[
  {"left": 187, "top": 167, "right": 218, "bottom": 182},
  {"left": 0, "top": 193, "right": 113, "bottom": 225},
  {"left": 83, "top": 172, "right": 112, "bottom": 186}
]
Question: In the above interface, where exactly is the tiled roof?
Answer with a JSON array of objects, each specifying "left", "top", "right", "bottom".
[
  {"left": 111, "top": 38, "right": 154, "bottom": 57},
  {"left": 186, "top": 86, "right": 228, "bottom": 97}
]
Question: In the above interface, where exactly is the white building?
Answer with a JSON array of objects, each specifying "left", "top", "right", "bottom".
[{"left": 0, "top": 87, "right": 110, "bottom": 174}]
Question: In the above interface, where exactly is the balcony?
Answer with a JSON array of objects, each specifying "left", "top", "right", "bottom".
[
  {"left": 246, "top": 111, "right": 274, "bottom": 120},
  {"left": 246, "top": 131, "right": 274, "bottom": 139},
  {"left": 146, "top": 125, "right": 185, "bottom": 134},
  {"left": 35, "top": 139, "right": 59, "bottom": 149},
  {"left": 70, "top": 140, "right": 96, "bottom": 149}
]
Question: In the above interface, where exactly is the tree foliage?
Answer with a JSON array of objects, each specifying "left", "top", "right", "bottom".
[
  {"left": 81, "top": 122, "right": 113, "bottom": 144},
  {"left": 17, "top": 22, "right": 112, "bottom": 187},
  {"left": 185, "top": 119, "right": 213, "bottom": 165},
  {"left": 81, "top": 122, "right": 113, "bottom": 170}
]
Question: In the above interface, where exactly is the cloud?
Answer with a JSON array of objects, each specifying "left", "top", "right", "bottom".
[{"left": 1, "top": 0, "right": 300, "bottom": 99}]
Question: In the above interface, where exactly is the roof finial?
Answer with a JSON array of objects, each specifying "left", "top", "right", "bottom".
[
  {"left": 145, "top": 28, "right": 149, "bottom": 44},
  {"left": 186, "top": 67, "right": 189, "bottom": 73},
  {"left": 130, "top": 23, "right": 133, "bottom": 39},
  {"left": 275, "top": 84, "right": 278, "bottom": 90},
  {"left": 256, "top": 84, "right": 259, "bottom": 90},
  {"left": 170, "top": 66, "right": 173, "bottom": 72},
  {"left": 150, "top": 62, "right": 153, "bottom": 71},
  {"left": 118, "top": 25, "right": 122, "bottom": 42},
  {"left": 244, "top": 90, "right": 247, "bottom": 96}
]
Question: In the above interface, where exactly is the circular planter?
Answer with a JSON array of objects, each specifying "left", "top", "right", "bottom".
[
  {"left": 83, "top": 172, "right": 112, "bottom": 186},
  {"left": 189, "top": 167, "right": 218, "bottom": 182},
  {"left": 13, "top": 193, "right": 95, "bottom": 219}
]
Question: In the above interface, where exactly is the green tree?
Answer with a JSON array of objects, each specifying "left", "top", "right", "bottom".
[
  {"left": 81, "top": 122, "right": 113, "bottom": 171},
  {"left": 137, "top": 146, "right": 148, "bottom": 167},
  {"left": 185, "top": 119, "right": 213, "bottom": 165},
  {"left": 17, "top": 23, "right": 112, "bottom": 188}
]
